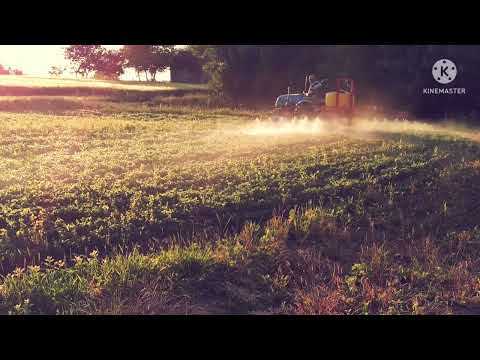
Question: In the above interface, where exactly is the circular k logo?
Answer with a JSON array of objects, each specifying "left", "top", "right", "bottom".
[{"left": 432, "top": 59, "right": 457, "bottom": 84}]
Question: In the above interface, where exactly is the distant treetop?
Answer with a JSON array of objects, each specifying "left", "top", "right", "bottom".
[{"left": 0, "top": 64, "right": 23, "bottom": 75}]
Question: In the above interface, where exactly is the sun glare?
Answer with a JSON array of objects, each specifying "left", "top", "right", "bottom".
[
  {"left": 0, "top": 45, "right": 68, "bottom": 76},
  {"left": 0, "top": 45, "right": 170, "bottom": 81}
]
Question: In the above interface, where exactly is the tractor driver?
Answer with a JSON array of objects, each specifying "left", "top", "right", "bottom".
[{"left": 305, "top": 74, "right": 328, "bottom": 103}]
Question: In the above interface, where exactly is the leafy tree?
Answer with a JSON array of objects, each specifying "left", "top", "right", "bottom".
[
  {"left": 49, "top": 65, "right": 65, "bottom": 77},
  {"left": 171, "top": 48, "right": 207, "bottom": 83},
  {"left": 148, "top": 45, "right": 175, "bottom": 81},
  {"left": 172, "top": 48, "right": 202, "bottom": 70},
  {"left": 0, "top": 65, "right": 23, "bottom": 75},
  {"left": 190, "top": 45, "right": 235, "bottom": 100},
  {"left": 64, "top": 45, "right": 103, "bottom": 78},
  {"left": 123, "top": 45, "right": 152, "bottom": 81},
  {"left": 123, "top": 45, "right": 174, "bottom": 82},
  {"left": 93, "top": 49, "right": 126, "bottom": 80},
  {"left": 0, "top": 64, "right": 9, "bottom": 75}
]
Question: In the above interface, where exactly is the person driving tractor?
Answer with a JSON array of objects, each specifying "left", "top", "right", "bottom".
[{"left": 304, "top": 74, "right": 328, "bottom": 103}]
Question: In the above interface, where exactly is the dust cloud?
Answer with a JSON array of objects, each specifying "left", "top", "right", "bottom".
[{"left": 241, "top": 116, "right": 480, "bottom": 142}]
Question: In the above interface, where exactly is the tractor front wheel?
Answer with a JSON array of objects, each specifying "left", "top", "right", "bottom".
[
  {"left": 294, "top": 102, "right": 315, "bottom": 118},
  {"left": 272, "top": 107, "right": 295, "bottom": 121}
]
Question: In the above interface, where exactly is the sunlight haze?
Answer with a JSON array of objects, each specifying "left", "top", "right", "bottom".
[{"left": 0, "top": 45, "right": 175, "bottom": 81}]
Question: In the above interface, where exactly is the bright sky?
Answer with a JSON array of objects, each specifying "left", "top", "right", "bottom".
[{"left": 0, "top": 45, "right": 172, "bottom": 81}]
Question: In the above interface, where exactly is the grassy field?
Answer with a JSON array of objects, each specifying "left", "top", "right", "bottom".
[
  {"left": 1, "top": 77, "right": 480, "bottom": 314},
  {"left": 0, "top": 76, "right": 209, "bottom": 100},
  {"left": 0, "top": 75, "right": 208, "bottom": 91}
]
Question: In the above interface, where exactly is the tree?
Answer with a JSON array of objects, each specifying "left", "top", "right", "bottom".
[
  {"left": 148, "top": 45, "right": 175, "bottom": 81},
  {"left": 0, "top": 64, "right": 23, "bottom": 75},
  {"left": 171, "top": 48, "right": 207, "bottom": 83},
  {"left": 49, "top": 65, "right": 65, "bottom": 77},
  {"left": 123, "top": 45, "right": 152, "bottom": 81},
  {"left": 0, "top": 64, "right": 8, "bottom": 75},
  {"left": 64, "top": 45, "right": 103, "bottom": 78},
  {"left": 191, "top": 45, "right": 262, "bottom": 101},
  {"left": 93, "top": 49, "right": 126, "bottom": 80},
  {"left": 123, "top": 45, "right": 175, "bottom": 81},
  {"left": 64, "top": 46, "right": 128, "bottom": 80}
]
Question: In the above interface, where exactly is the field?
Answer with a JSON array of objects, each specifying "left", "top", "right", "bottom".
[
  {"left": 0, "top": 75, "right": 208, "bottom": 91},
  {"left": 1, "top": 77, "right": 480, "bottom": 315}
]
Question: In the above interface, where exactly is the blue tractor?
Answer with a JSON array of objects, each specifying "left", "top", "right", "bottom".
[{"left": 273, "top": 76, "right": 356, "bottom": 122}]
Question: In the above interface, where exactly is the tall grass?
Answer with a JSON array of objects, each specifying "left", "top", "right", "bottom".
[{"left": 3, "top": 205, "right": 480, "bottom": 315}]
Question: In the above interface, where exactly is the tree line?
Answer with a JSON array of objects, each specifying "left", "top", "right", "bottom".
[
  {"left": 61, "top": 45, "right": 480, "bottom": 118},
  {"left": 0, "top": 64, "right": 23, "bottom": 75},
  {"left": 62, "top": 45, "right": 202, "bottom": 82},
  {"left": 191, "top": 45, "right": 480, "bottom": 119}
]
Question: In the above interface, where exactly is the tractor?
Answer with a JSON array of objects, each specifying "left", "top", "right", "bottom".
[{"left": 273, "top": 76, "right": 356, "bottom": 124}]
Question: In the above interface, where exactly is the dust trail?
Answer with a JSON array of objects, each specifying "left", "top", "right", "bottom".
[
  {"left": 242, "top": 117, "right": 343, "bottom": 136},
  {"left": 353, "top": 118, "right": 480, "bottom": 142},
  {"left": 242, "top": 116, "right": 480, "bottom": 142}
]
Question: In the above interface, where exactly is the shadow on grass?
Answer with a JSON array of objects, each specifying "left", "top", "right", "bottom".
[{"left": 0, "top": 85, "right": 208, "bottom": 98}]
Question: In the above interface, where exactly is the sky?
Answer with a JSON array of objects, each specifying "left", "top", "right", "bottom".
[{"left": 0, "top": 45, "right": 171, "bottom": 81}]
